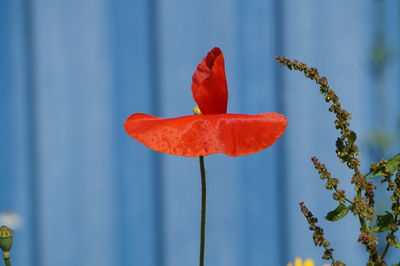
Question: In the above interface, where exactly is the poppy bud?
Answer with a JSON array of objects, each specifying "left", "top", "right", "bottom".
[{"left": 0, "top": 226, "right": 13, "bottom": 253}]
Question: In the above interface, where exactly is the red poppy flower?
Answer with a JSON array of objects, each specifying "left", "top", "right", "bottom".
[{"left": 124, "top": 47, "right": 287, "bottom": 157}]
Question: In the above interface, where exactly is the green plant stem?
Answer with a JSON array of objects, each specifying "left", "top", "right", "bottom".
[
  {"left": 356, "top": 190, "right": 368, "bottom": 232},
  {"left": 364, "top": 170, "right": 373, "bottom": 180},
  {"left": 199, "top": 156, "right": 207, "bottom": 266},
  {"left": 381, "top": 212, "right": 399, "bottom": 259},
  {"left": 354, "top": 169, "right": 370, "bottom": 232},
  {"left": 381, "top": 239, "right": 390, "bottom": 259},
  {"left": 2, "top": 251, "right": 11, "bottom": 266}
]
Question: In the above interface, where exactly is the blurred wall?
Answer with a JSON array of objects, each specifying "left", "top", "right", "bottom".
[{"left": 0, "top": 0, "right": 399, "bottom": 265}]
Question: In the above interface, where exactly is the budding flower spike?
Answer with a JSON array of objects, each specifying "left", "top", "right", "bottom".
[{"left": 124, "top": 47, "right": 287, "bottom": 157}]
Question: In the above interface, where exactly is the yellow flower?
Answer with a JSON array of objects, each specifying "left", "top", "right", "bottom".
[{"left": 287, "top": 257, "right": 330, "bottom": 266}]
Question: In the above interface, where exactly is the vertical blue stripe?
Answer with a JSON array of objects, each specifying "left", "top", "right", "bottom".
[
  {"left": 273, "top": 0, "right": 288, "bottom": 264},
  {"left": 235, "top": 1, "right": 247, "bottom": 264},
  {"left": 148, "top": 0, "right": 165, "bottom": 265},
  {"left": 0, "top": 0, "right": 13, "bottom": 209},
  {"left": 235, "top": 0, "right": 282, "bottom": 264},
  {"left": 109, "top": 0, "right": 158, "bottom": 264},
  {"left": 22, "top": 0, "right": 40, "bottom": 265}
]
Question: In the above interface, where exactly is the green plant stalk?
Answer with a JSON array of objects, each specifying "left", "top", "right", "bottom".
[
  {"left": 381, "top": 202, "right": 399, "bottom": 259},
  {"left": 199, "top": 156, "right": 207, "bottom": 266},
  {"left": 357, "top": 189, "right": 368, "bottom": 232},
  {"left": 354, "top": 168, "right": 372, "bottom": 232},
  {"left": 381, "top": 228, "right": 392, "bottom": 259},
  {"left": 3, "top": 252, "right": 11, "bottom": 266},
  {"left": 355, "top": 171, "right": 374, "bottom": 233}
]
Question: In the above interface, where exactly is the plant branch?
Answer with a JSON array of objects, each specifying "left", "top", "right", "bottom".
[
  {"left": 2, "top": 252, "right": 11, "bottom": 266},
  {"left": 276, "top": 56, "right": 385, "bottom": 264},
  {"left": 381, "top": 214, "right": 398, "bottom": 259}
]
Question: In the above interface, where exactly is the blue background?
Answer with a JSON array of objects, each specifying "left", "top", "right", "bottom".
[{"left": 1, "top": 0, "right": 400, "bottom": 265}]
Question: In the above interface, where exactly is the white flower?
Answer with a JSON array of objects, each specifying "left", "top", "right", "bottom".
[{"left": 0, "top": 212, "right": 22, "bottom": 230}]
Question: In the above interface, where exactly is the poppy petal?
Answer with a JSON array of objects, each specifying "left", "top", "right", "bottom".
[
  {"left": 124, "top": 113, "right": 287, "bottom": 157},
  {"left": 192, "top": 47, "right": 228, "bottom": 114}
]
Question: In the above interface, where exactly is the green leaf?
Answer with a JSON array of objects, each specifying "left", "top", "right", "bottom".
[
  {"left": 391, "top": 264, "right": 400, "bottom": 266},
  {"left": 348, "top": 131, "right": 357, "bottom": 143},
  {"left": 370, "top": 153, "right": 400, "bottom": 178},
  {"left": 372, "top": 212, "right": 394, "bottom": 233},
  {"left": 324, "top": 203, "right": 350, "bottom": 222}
]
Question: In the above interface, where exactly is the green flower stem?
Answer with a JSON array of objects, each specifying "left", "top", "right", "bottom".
[
  {"left": 381, "top": 235, "right": 391, "bottom": 259},
  {"left": 356, "top": 190, "right": 367, "bottom": 232},
  {"left": 199, "top": 156, "right": 207, "bottom": 266},
  {"left": 355, "top": 169, "right": 369, "bottom": 232},
  {"left": 3, "top": 252, "right": 11, "bottom": 266},
  {"left": 381, "top": 202, "right": 399, "bottom": 259}
]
